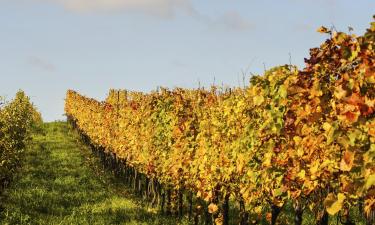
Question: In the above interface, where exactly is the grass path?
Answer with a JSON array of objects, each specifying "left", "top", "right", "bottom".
[{"left": 0, "top": 122, "right": 185, "bottom": 225}]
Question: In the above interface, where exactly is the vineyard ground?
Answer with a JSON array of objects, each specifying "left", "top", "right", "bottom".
[{"left": 0, "top": 122, "right": 188, "bottom": 225}]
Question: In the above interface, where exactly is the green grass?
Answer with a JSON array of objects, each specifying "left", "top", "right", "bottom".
[{"left": 0, "top": 122, "right": 188, "bottom": 225}]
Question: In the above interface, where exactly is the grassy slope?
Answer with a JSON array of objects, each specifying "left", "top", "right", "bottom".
[{"left": 0, "top": 122, "right": 187, "bottom": 225}]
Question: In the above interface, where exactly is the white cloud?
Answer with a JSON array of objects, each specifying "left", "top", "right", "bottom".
[
  {"left": 29, "top": 56, "right": 56, "bottom": 72},
  {"left": 210, "top": 11, "right": 254, "bottom": 32},
  {"left": 33, "top": 0, "right": 195, "bottom": 18},
  {"left": 3, "top": 0, "right": 253, "bottom": 31}
]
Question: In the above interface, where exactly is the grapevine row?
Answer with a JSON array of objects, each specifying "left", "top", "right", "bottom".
[
  {"left": 0, "top": 90, "right": 42, "bottom": 192},
  {"left": 65, "top": 18, "right": 375, "bottom": 225}
]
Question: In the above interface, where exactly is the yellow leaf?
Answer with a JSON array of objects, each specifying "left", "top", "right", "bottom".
[
  {"left": 309, "top": 162, "right": 319, "bottom": 176},
  {"left": 293, "top": 136, "right": 302, "bottom": 145},
  {"left": 322, "top": 122, "right": 332, "bottom": 131},
  {"left": 205, "top": 191, "right": 213, "bottom": 202},
  {"left": 236, "top": 154, "right": 245, "bottom": 173},
  {"left": 340, "top": 151, "right": 355, "bottom": 171},
  {"left": 253, "top": 95, "right": 264, "bottom": 106},
  {"left": 320, "top": 160, "right": 332, "bottom": 169},
  {"left": 317, "top": 26, "right": 330, "bottom": 34},
  {"left": 215, "top": 215, "right": 223, "bottom": 225},
  {"left": 254, "top": 206, "right": 262, "bottom": 214},
  {"left": 278, "top": 85, "right": 287, "bottom": 98},
  {"left": 365, "top": 174, "right": 375, "bottom": 190},
  {"left": 309, "top": 81, "right": 323, "bottom": 99},
  {"left": 297, "top": 170, "right": 306, "bottom": 179},
  {"left": 324, "top": 193, "right": 346, "bottom": 215},
  {"left": 266, "top": 212, "right": 272, "bottom": 223},
  {"left": 208, "top": 203, "right": 219, "bottom": 214},
  {"left": 337, "top": 136, "right": 350, "bottom": 149},
  {"left": 263, "top": 152, "right": 272, "bottom": 167},
  {"left": 365, "top": 198, "right": 375, "bottom": 216},
  {"left": 334, "top": 85, "right": 347, "bottom": 99},
  {"left": 297, "top": 148, "right": 304, "bottom": 157}
]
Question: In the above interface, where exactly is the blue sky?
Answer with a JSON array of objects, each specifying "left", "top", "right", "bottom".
[{"left": 0, "top": 0, "right": 374, "bottom": 121}]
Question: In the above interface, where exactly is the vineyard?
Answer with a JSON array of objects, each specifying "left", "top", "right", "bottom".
[
  {"left": 0, "top": 90, "right": 42, "bottom": 193},
  {"left": 64, "top": 19, "right": 375, "bottom": 225}
]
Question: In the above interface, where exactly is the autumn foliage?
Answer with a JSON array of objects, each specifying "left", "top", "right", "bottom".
[
  {"left": 0, "top": 90, "right": 42, "bottom": 190},
  {"left": 65, "top": 18, "right": 374, "bottom": 224}
]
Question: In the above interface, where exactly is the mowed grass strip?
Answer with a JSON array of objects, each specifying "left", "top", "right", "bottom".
[{"left": 0, "top": 122, "right": 187, "bottom": 225}]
